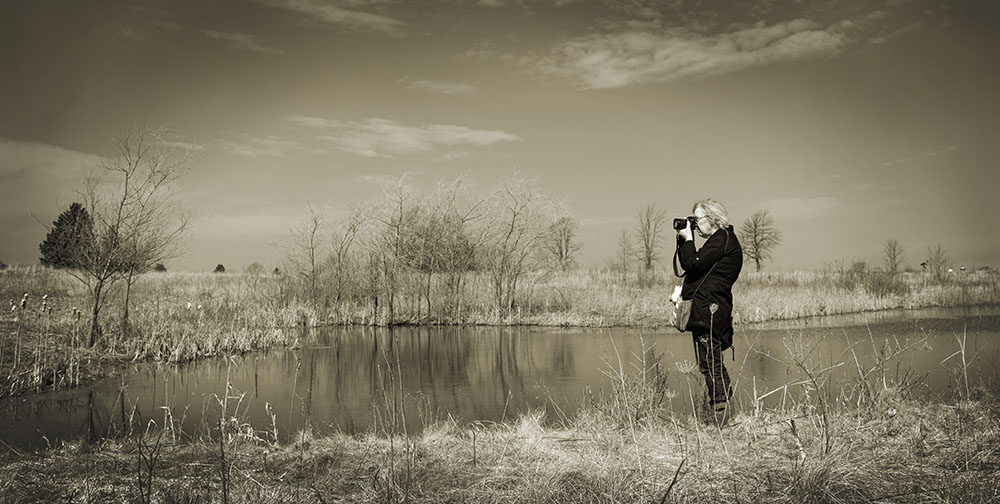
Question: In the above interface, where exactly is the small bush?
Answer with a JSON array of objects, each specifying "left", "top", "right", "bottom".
[
  {"left": 832, "top": 262, "right": 909, "bottom": 298},
  {"left": 635, "top": 269, "right": 667, "bottom": 289},
  {"left": 586, "top": 342, "right": 669, "bottom": 429},
  {"left": 864, "top": 271, "right": 910, "bottom": 297},
  {"left": 153, "top": 263, "right": 167, "bottom": 272},
  {"left": 213, "top": 264, "right": 226, "bottom": 273}
]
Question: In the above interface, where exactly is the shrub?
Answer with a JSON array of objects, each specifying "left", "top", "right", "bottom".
[
  {"left": 586, "top": 342, "right": 669, "bottom": 429},
  {"left": 153, "top": 263, "right": 167, "bottom": 272},
  {"left": 864, "top": 271, "right": 910, "bottom": 298},
  {"left": 213, "top": 264, "right": 226, "bottom": 273}
]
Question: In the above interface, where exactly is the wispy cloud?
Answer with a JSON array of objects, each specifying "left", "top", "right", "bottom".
[
  {"left": 761, "top": 196, "right": 843, "bottom": 221},
  {"left": 254, "top": 0, "right": 405, "bottom": 34},
  {"left": 356, "top": 173, "right": 400, "bottom": 186},
  {"left": 436, "top": 151, "right": 473, "bottom": 162},
  {"left": 115, "top": 27, "right": 144, "bottom": 41},
  {"left": 399, "top": 77, "right": 477, "bottom": 95},
  {"left": 870, "top": 22, "right": 922, "bottom": 45},
  {"left": 156, "top": 140, "right": 208, "bottom": 152},
  {"left": 203, "top": 30, "right": 284, "bottom": 55},
  {"left": 219, "top": 135, "right": 317, "bottom": 158},
  {"left": 580, "top": 216, "right": 632, "bottom": 227},
  {"left": 539, "top": 18, "right": 849, "bottom": 89},
  {"left": 153, "top": 20, "right": 182, "bottom": 33},
  {"left": 285, "top": 116, "right": 521, "bottom": 158},
  {"left": 882, "top": 145, "right": 958, "bottom": 167},
  {"left": 458, "top": 39, "right": 516, "bottom": 63},
  {"left": 0, "top": 139, "right": 99, "bottom": 185}
]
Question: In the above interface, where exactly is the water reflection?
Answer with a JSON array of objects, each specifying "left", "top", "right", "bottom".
[{"left": 1, "top": 308, "right": 999, "bottom": 450}]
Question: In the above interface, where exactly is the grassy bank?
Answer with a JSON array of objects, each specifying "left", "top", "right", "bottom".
[
  {"left": 2, "top": 265, "right": 999, "bottom": 397},
  {"left": 3, "top": 400, "right": 999, "bottom": 503}
]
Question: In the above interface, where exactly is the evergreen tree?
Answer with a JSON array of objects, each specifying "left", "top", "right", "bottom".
[{"left": 39, "top": 202, "right": 94, "bottom": 269}]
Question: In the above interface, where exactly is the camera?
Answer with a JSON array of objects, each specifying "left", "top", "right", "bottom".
[{"left": 672, "top": 216, "right": 698, "bottom": 231}]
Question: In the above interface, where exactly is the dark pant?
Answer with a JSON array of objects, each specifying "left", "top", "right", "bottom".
[{"left": 692, "top": 328, "right": 731, "bottom": 406}]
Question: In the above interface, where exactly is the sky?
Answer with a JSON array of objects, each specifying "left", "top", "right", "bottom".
[{"left": 1, "top": 0, "right": 998, "bottom": 272}]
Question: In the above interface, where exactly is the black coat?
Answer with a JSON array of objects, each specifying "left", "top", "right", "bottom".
[{"left": 676, "top": 225, "right": 743, "bottom": 349}]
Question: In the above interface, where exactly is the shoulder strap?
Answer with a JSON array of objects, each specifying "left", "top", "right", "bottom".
[
  {"left": 673, "top": 247, "right": 685, "bottom": 278},
  {"left": 676, "top": 228, "right": 730, "bottom": 296}
]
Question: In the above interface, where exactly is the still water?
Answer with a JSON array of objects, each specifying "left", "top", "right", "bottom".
[{"left": 2, "top": 307, "right": 999, "bottom": 450}]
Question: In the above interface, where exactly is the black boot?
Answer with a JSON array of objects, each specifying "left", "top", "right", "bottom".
[{"left": 710, "top": 401, "right": 731, "bottom": 427}]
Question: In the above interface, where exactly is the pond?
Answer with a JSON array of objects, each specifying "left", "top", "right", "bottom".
[{"left": 2, "top": 306, "right": 999, "bottom": 451}]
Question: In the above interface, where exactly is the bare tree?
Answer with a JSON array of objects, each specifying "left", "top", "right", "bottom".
[
  {"left": 370, "top": 177, "right": 418, "bottom": 322},
  {"left": 429, "top": 177, "right": 487, "bottom": 316},
  {"left": 483, "top": 175, "right": 556, "bottom": 313},
  {"left": 738, "top": 209, "right": 782, "bottom": 272},
  {"left": 543, "top": 216, "right": 583, "bottom": 272},
  {"left": 883, "top": 239, "right": 905, "bottom": 274},
  {"left": 327, "top": 204, "right": 368, "bottom": 321},
  {"left": 633, "top": 203, "right": 667, "bottom": 271},
  {"left": 615, "top": 230, "right": 634, "bottom": 282},
  {"left": 925, "top": 244, "right": 949, "bottom": 282},
  {"left": 242, "top": 262, "right": 267, "bottom": 301},
  {"left": 396, "top": 193, "right": 446, "bottom": 319},
  {"left": 404, "top": 178, "right": 489, "bottom": 318},
  {"left": 287, "top": 203, "right": 327, "bottom": 309},
  {"left": 68, "top": 127, "right": 193, "bottom": 345}
]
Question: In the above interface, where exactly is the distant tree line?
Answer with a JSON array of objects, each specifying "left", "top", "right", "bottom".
[
  {"left": 36, "top": 142, "right": 971, "bottom": 333},
  {"left": 277, "top": 175, "right": 584, "bottom": 323},
  {"left": 610, "top": 204, "right": 785, "bottom": 280}
]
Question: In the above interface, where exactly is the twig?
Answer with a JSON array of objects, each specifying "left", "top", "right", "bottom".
[
  {"left": 659, "top": 458, "right": 686, "bottom": 504},
  {"left": 0, "top": 438, "right": 24, "bottom": 456},
  {"left": 500, "top": 389, "right": 512, "bottom": 424},
  {"left": 787, "top": 419, "right": 806, "bottom": 467}
]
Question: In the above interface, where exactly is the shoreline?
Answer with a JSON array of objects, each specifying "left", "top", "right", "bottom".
[{"left": 2, "top": 301, "right": 998, "bottom": 402}]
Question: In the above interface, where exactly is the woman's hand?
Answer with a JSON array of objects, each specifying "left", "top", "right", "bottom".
[{"left": 678, "top": 220, "right": 693, "bottom": 242}]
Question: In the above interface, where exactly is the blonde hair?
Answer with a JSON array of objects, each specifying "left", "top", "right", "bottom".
[{"left": 693, "top": 199, "right": 729, "bottom": 229}]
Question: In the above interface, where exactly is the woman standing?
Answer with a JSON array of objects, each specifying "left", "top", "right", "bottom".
[{"left": 675, "top": 199, "right": 743, "bottom": 425}]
